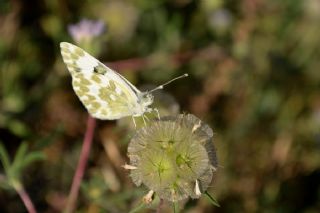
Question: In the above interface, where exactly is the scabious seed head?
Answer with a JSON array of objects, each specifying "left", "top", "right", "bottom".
[{"left": 127, "top": 114, "right": 217, "bottom": 202}]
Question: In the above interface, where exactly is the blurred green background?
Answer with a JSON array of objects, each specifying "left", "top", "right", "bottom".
[{"left": 1, "top": 0, "right": 320, "bottom": 212}]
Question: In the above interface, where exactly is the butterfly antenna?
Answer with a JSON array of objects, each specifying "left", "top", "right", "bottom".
[{"left": 149, "top": 73, "right": 189, "bottom": 93}]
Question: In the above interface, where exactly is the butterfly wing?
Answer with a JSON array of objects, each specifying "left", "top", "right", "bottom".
[{"left": 60, "top": 42, "right": 141, "bottom": 119}]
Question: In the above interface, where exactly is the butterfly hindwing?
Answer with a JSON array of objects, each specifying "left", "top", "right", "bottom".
[{"left": 60, "top": 42, "right": 140, "bottom": 120}]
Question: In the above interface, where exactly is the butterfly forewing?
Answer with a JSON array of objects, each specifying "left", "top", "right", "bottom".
[{"left": 60, "top": 42, "right": 141, "bottom": 120}]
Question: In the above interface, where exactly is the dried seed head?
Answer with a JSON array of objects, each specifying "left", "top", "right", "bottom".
[{"left": 127, "top": 114, "right": 217, "bottom": 202}]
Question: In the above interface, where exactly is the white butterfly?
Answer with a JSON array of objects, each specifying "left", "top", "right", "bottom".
[{"left": 60, "top": 42, "right": 187, "bottom": 125}]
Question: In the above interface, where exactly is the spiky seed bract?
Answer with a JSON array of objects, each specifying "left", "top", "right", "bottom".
[{"left": 127, "top": 114, "right": 218, "bottom": 202}]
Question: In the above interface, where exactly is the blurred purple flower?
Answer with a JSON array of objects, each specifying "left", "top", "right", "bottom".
[
  {"left": 68, "top": 19, "right": 105, "bottom": 44},
  {"left": 208, "top": 9, "right": 232, "bottom": 30}
]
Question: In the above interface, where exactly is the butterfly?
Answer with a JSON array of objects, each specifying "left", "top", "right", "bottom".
[{"left": 60, "top": 42, "right": 187, "bottom": 126}]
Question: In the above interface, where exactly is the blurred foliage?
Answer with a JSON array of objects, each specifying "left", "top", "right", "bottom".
[
  {"left": 0, "top": 142, "right": 44, "bottom": 191},
  {"left": 0, "top": 0, "right": 320, "bottom": 212}
]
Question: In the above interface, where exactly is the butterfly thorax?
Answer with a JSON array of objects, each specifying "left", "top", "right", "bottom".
[{"left": 132, "top": 92, "right": 154, "bottom": 117}]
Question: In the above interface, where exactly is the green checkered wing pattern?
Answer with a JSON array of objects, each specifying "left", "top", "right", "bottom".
[{"left": 60, "top": 42, "right": 149, "bottom": 120}]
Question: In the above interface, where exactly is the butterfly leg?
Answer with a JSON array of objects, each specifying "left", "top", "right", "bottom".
[
  {"left": 132, "top": 116, "right": 137, "bottom": 128},
  {"left": 154, "top": 108, "right": 161, "bottom": 120},
  {"left": 142, "top": 115, "right": 147, "bottom": 126},
  {"left": 144, "top": 114, "right": 150, "bottom": 121}
]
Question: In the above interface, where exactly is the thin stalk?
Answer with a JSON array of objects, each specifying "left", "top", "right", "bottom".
[
  {"left": 65, "top": 116, "right": 96, "bottom": 213},
  {"left": 156, "top": 198, "right": 164, "bottom": 213},
  {"left": 14, "top": 183, "right": 37, "bottom": 213}
]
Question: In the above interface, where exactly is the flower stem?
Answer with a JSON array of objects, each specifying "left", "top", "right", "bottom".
[
  {"left": 156, "top": 198, "right": 164, "bottom": 213},
  {"left": 15, "top": 184, "right": 37, "bottom": 213},
  {"left": 65, "top": 116, "right": 96, "bottom": 213}
]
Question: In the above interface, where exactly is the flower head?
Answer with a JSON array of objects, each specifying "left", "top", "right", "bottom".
[
  {"left": 68, "top": 19, "right": 105, "bottom": 44},
  {"left": 127, "top": 114, "right": 217, "bottom": 202}
]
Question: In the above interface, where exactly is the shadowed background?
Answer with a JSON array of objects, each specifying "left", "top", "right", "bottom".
[{"left": 0, "top": 0, "right": 320, "bottom": 212}]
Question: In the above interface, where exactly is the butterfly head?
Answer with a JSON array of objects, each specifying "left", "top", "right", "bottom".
[
  {"left": 135, "top": 92, "right": 154, "bottom": 114},
  {"left": 141, "top": 92, "right": 154, "bottom": 107}
]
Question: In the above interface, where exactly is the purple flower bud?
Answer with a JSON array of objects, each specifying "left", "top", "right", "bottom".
[{"left": 68, "top": 19, "right": 105, "bottom": 44}]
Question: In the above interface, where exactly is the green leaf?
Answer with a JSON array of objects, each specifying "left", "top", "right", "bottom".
[
  {"left": 12, "top": 143, "right": 28, "bottom": 170},
  {"left": 0, "top": 143, "right": 11, "bottom": 174},
  {"left": 10, "top": 144, "right": 44, "bottom": 180},
  {"left": 34, "top": 124, "right": 64, "bottom": 149},
  {"left": 7, "top": 119, "right": 30, "bottom": 137},
  {"left": 19, "top": 152, "right": 45, "bottom": 169},
  {"left": 204, "top": 191, "right": 220, "bottom": 207},
  {"left": 129, "top": 202, "right": 146, "bottom": 213}
]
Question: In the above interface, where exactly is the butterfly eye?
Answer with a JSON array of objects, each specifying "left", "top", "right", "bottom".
[
  {"left": 147, "top": 94, "right": 154, "bottom": 102},
  {"left": 140, "top": 93, "right": 153, "bottom": 106}
]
